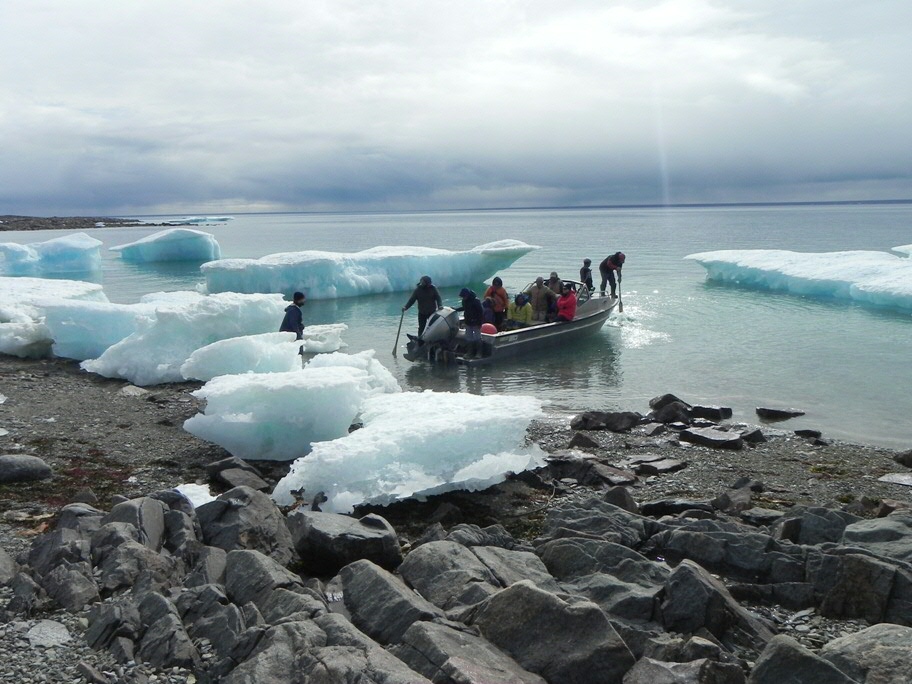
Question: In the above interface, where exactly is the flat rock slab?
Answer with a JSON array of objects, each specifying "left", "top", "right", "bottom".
[
  {"left": 756, "top": 407, "right": 806, "bottom": 420},
  {"left": 679, "top": 427, "right": 743, "bottom": 450},
  {"left": 878, "top": 473, "right": 912, "bottom": 487},
  {"left": 28, "top": 620, "right": 72, "bottom": 648},
  {"left": 740, "top": 507, "right": 785, "bottom": 526},
  {"left": 631, "top": 458, "right": 687, "bottom": 475}
]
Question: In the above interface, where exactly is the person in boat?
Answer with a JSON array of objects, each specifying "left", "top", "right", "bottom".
[
  {"left": 505, "top": 292, "right": 533, "bottom": 329},
  {"left": 546, "top": 271, "right": 563, "bottom": 298},
  {"left": 456, "top": 287, "right": 484, "bottom": 359},
  {"left": 599, "top": 251, "right": 625, "bottom": 298},
  {"left": 402, "top": 275, "right": 442, "bottom": 336},
  {"left": 483, "top": 276, "right": 509, "bottom": 330},
  {"left": 525, "top": 276, "right": 556, "bottom": 323},
  {"left": 556, "top": 282, "right": 577, "bottom": 322},
  {"left": 482, "top": 297, "right": 497, "bottom": 326},
  {"left": 279, "top": 291, "right": 306, "bottom": 354},
  {"left": 579, "top": 258, "right": 594, "bottom": 291}
]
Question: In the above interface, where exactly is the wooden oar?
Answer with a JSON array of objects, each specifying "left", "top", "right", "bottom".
[
  {"left": 617, "top": 277, "right": 624, "bottom": 313},
  {"left": 392, "top": 309, "right": 405, "bottom": 356}
]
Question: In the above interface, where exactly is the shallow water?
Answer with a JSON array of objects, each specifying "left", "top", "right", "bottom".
[{"left": 6, "top": 203, "right": 912, "bottom": 448}]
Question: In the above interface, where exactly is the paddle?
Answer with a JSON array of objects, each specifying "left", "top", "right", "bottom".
[
  {"left": 617, "top": 274, "right": 624, "bottom": 313},
  {"left": 392, "top": 308, "right": 405, "bottom": 356}
]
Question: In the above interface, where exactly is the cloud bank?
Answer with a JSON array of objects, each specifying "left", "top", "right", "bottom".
[{"left": 1, "top": 0, "right": 910, "bottom": 214}]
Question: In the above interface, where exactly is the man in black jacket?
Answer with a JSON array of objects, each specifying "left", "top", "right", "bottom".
[
  {"left": 280, "top": 291, "right": 306, "bottom": 354},
  {"left": 456, "top": 287, "right": 484, "bottom": 359},
  {"left": 402, "top": 275, "right": 442, "bottom": 335}
]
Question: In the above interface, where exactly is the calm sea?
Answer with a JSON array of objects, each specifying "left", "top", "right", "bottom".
[{"left": 8, "top": 204, "right": 912, "bottom": 449}]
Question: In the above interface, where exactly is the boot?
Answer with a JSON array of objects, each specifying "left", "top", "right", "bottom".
[
  {"left": 610, "top": 288, "right": 617, "bottom": 299},
  {"left": 464, "top": 342, "right": 476, "bottom": 360}
]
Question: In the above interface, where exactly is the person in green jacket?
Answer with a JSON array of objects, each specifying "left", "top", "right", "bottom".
[{"left": 505, "top": 293, "right": 533, "bottom": 329}]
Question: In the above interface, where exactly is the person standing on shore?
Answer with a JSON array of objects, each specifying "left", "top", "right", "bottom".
[
  {"left": 402, "top": 275, "right": 442, "bottom": 336},
  {"left": 599, "top": 252, "right": 625, "bottom": 297},
  {"left": 280, "top": 291, "right": 306, "bottom": 354}
]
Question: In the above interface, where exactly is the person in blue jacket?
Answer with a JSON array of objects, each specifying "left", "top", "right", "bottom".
[
  {"left": 280, "top": 291, "right": 306, "bottom": 353},
  {"left": 456, "top": 287, "right": 484, "bottom": 359}
]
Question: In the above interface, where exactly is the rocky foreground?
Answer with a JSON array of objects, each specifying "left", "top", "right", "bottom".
[{"left": 2, "top": 357, "right": 912, "bottom": 683}]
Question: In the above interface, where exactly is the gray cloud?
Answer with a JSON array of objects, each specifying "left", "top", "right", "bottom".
[{"left": 1, "top": 1, "right": 910, "bottom": 215}]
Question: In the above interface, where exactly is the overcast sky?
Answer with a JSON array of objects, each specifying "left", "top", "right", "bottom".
[{"left": 1, "top": 1, "right": 910, "bottom": 215}]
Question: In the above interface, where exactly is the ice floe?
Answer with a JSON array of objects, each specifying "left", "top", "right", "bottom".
[
  {"left": 686, "top": 247, "right": 912, "bottom": 312},
  {"left": 110, "top": 228, "right": 221, "bottom": 263},
  {"left": 272, "top": 390, "right": 544, "bottom": 513},
  {"left": 0, "top": 233, "right": 103, "bottom": 276},
  {"left": 200, "top": 239, "right": 538, "bottom": 298}
]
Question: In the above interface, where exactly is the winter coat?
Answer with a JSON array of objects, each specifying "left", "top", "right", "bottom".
[
  {"left": 458, "top": 293, "right": 485, "bottom": 327},
  {"left": 524, "top": 284, "right": 556, "bottom": 314},
  {"left": 483, "top": 285, "right": 509, "bottom": 313},
  {"left": 279, "top": 304, "right": 304, "bottom": 339},
  {"left": 404, "top": 284, "right": 442, "bottom": 315},
  {"left": 507, "top": 301, "right": 533, "bottom": 326},
  {"left": 556, "top": 292, "right": 577, "bottom": 321}
]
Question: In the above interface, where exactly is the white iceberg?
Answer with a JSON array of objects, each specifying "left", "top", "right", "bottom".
[
  {"left": 179, "top": 325, "right": 349, "bottom": 381},
  {"left": 183, "top": 367, "right": 373, "bottom": 461},
  {"left": 173, "top": 483, "right": 217, "bottom": 508},
  {"left": 0, "top": 276, "right": 108, "bottom": 357},
  {"left": 0, "top": 233, "right": 103, "bottom": 275},
  {"left": 200, "top": 239, "right": 539, "bottom": 299},
  {"left": 893, "top": 244, "right": 912, "bottom": 257},
  {"left": 686, "top": 247, "right": 912, "bottom": 312},
  {"left": 81, "top": 293, "right": 290, "bottom": 385},
  {"left": 304, "top": 349, "right": 400, "bottom": 396},
  {"left": 272, "top": 390, "right": 544, "bottom": 513},
  {"left": 110, "top": 228, "right": 221, "bottom": 263}
]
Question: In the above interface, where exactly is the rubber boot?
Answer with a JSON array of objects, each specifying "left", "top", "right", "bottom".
[
  {"left": 464, "top": 342, "right": 476, "bottom": 360},
  {"left": 610, "top": 288, "right": 617, "bottom": 299}
]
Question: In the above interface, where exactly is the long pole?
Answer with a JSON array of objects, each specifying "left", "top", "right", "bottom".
[
  {"left": 617, "top": 277, "right": 624, "bottom": 313},
  {"left": 392, "top": 309, "right": 405, "bottom": 356}
]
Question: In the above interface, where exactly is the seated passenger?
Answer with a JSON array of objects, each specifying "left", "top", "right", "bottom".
[
  {"left": 524, "top": 276, "right": 556, "bottom": 322},
  {"left": 556, "top": 283, "right": 577, "bottom": 322},
  {"left": 483, "top": 276, "right": 509, "bottom": 330},
  {"left": 546, "top": 271, "right": 563, "bottom": 298},
  {"left": 505, "top": 293, "right": 533, "bottom": 329},
  {"left": 482, "top": 297, "right": 496, "bottom": 326}
]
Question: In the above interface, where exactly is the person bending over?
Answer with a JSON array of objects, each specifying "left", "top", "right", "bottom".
[{"left": 599, "top": 252, "right": 625, "bottom": 297}]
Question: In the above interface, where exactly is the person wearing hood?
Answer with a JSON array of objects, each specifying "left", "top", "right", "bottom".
[
  {"left": 402, "top": 275, "right": 442, "bottom": 335},
  {"left": 483, "top": 276, "right": 509, "bottom": 330},
  {"left": 456, "top": 287, "right": 484, "bottom": 359},
  {"left": 506, "top": 292, "right": 533, "bottom": 329},
  {"left": 599, "top": 251, "right": 626, "bottom": 297},
  {"left": 524, "top": 276, "right": 556, "bottom": 322},
  {"left": 279, "top": 291, "right": 306, "bottom": 354},
  {"left": 556, "top": 282, "right": 577, "bottom": 322}
]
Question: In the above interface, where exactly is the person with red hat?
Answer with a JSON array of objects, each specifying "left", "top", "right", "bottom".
[{"left": 598, "top": 252, "right": 626, "bottom": 298}]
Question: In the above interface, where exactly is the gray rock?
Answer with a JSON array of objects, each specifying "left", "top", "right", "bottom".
[
  {"left": 96, "top": 539, "right": 179, "bottom": 593},
  {"left": 339, "top": 559, "right": 444, "bottom": 644},
  {"left": 398, "top": 540, "right": 503, "bottom": 611},
  {"left": 90, "top": 521, "right": 141, "bottom": 566},
  {"left": 679, "top": 427, "right": 743, "bottom": 450},
  {"left": 546, "top": 454, "right": 639, "bottom": 487},
  {"left": 604, "top": 486, "right": 640, "bottom": 513},
  {"left": 446, "top": 523, "right": 528, "bottom": 550},
  {"left": 755, "top": 407, "right": 805, "bottom": 420},
  {"left": 224, "top": 549, "right": 310, "bottom": 609},
  {"left": 819, "top": 623, "right": 912, "bottom": 684},
  {"left": 41, "top": 561, "right": 100, "bottom": 612},
  {"left": 630, "top": 455, "right": 688, "bottom": 476},
  {"left": 642, "top": 499, "right": 715, "bottom": 517},
  {"left": 0, "top": 454, "right": 53, "bottom": 482},
  {"left": 287, "top": 510, "right": 402, "bottom": 575},
  {"left": 571, "top": 411, "right": 643, "bottom": 432},
  {"left": 748, "top": 635, "right": 856, "bottom": 684},
  {"left": 85, "top": 601, "right": 143, "bottom": 650},
  {"left": 538, "top": 497, "right": 652, "bottom": 548},
  {"left": 771, "top": 506, "right": 861, "bottom": 545},
  {"left": 217, "top": 467, "right": 271, "bottom": 492},
  {"left": 812, "top": 552, "right": 901, "bottom": 623},
  {"left": 878, "top": 472, "right": 912, "bottom": 487},
  {"left": 392, "top": 620, "right": 547, "bottom": 684},
  {"left": 893, "top": 449, "right": 912, "bottom": 468},
  {"left": 101, "top": 496, "right": 168, "bottom": 551},
  {"left": 661, "top": 560, "right": 774, "bottom": 653},
  {"left": 184, "top": 545, "right": 227, "bottom": 587},
  {"left": 650, "top": 401, "right": 692, "bottom": 424},
  {"left": 196, "top": 486, "right": 296, "bottom": 566},
  {"left": 739, "top": 508, "right": 784, "bottom": 527},
  {"left": 176, "top": 584, "right": 246, "bottom": 658},
  {"left": 7, "top": 571, "right": 46, "bottom": 615},
  {"left": 27, "top": 619, "right": 71, "bottom": 648},
  {"left": 472, "top": 545, "right": 562, "bottom": 593},
  {"left": 206, "top": 455, "right": 264, "bottom": 479},
  {"left": 465, "top": 580, "right": 635, "bottom": 684},
  {"left": 740, "top": 428, "right": 767, "bottom": 444},
  {"left": 55, "top": 503, "right": 105, "bottom": 535},
  {"left": 649, "top": 394, "right": 692, "bottom": 410},
  {"left": 162, "top": 509, "right": 201, "bottom": 561},
  {"left": 691, "top": 405, "right": 733, "bottom": 421},
  {"left": 625, "top": 657, "right": 745, "bottom": 684},
  {"left": 136, "top": 592, "right": 201, "bottom": 670},
  {"left": 568, "top": 431, "right": 600, "bottom": 450},
  {"left": 27, "top": 527, "right": 92, "bottom": 577},
  {"left": 0, "top": 545, "right": 18, "bottom": 585},
  {"left": 840, "top": 511, "right": 912, "bottom": 563},
  {"left": 794, "top": 429, "right": 823, "bottom": 439},
  {"left": 711, "top": 487, "right": 753, "bottom": 515},
  {"left": 221, "top": 620, "right": 327, "bottom": 684}
]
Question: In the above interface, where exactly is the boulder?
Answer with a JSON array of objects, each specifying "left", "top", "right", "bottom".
[
  {"left": 568, "top": 431, "right": 600, "bottom": 450},
  {"left": 471, "top": 545, "right": 562, "bottom": 593},
  {"left": 711, "top": 487, "right": 753, "bottom": 515},
  {"left": 691, "top": 405, "right": 733, "bottom": 421},
  {"left": 661, "top": 560, "right": 774, "bottom": 653},
  {"left": 184, "top": 545, "right": 228, "bottom": 588},
  {"left": 26, "top": 620, "right": 71, "bottom": 648},
  {"left": 221, "top": 620, "right": 328, "bottom": 684},
  {"left": 739, "top": 428, "right": 767, "bottom": 444},
  {"left": 739, "top": 508, "right": 784, "bottom": 527},
  {"left": 818, "top": 623, "right": 912, "bottom": 684},
  {"left": 538, "top": 497, "right": 652, "bottom": 548},
  {"left": 176, "top": 584, "right": 246, "bottom": 659},
  {"left": 446, "top": 523, "right": 528, "bottom": 551},
  {"left": 41, "top": 562, "right": 100, "bottom": 612},
  {"left": 95, "top": 539, "right": 179, "bottom": 594},
  {"left": 217, "top": 468, "right": 271, "bottom": 492},
  {"left": 624, "top": 657, "right": 745, "bottom": 684},
  {"left": 747, "top": 635, "right": 855, "bottom": 684},
  {"left": 101, "top": 496, "right": 168, "bottom": 551},
  {"left": 286, "top": 510, "right": 402, "bottom": 575},
  {"left": 339, "top": 559, "right": 444, "bottom": 644},
  {"left": 546, "top": 454, "right": 638, "bottom": 487},
  {"left": 679, "top": 427, "right": 743, "bottom": 450},
  {"left": 196, "top": 486, "right": 295, "bottom": 566},
  {"left": 650, "top": 402, "right": 692, "bottom": 424},
  {"left": 629, "top": 454, "right": 687, "bottom": 476},
  {"left": 649, "top": 394, "right": 692, "bottom": 411},
  {"left": 642, "top": 499, "right": 714, "bottom": 518},
  {"left": 755, "top": 407, "right": 805, "bottom": 420},
  {"left": 603, "top": 486, "right": 639, "bottom": 513},
  {"left": 893, "top": 449, "right": 912, "bottom": 469},
  {"left": 0, "top": 454, "right": 53, "bottom": 482},
  {"left": 90, "top": 522, "right": 141, "bottom": 566},
  {"left": 85, "top": 601, "right": 143, "bottom": 650},
  {"left": 224, "top": 549, "right": 318, "bottom": 612},
  {"left": 206, "top": 455, "right": 265, "bottom": 479},
  {"left": 55, "top": 503, "right": 105, "bottom": 535},
  {"left": 27, "top": 528, "right": 92, "bottom": 577},
  {"left": 464, "top": 580, "right": 635, "bottom": 684},
  {"left": 570, "top": 411, "right": 643, "bottom": 432},
  {"left": 771, "top": 506, "right": 861, "bottom": 546},
  {"left": 794, "top": 429, "right": 822, "bottom": 439},
  {"left": 136, "top": 592, "right": 201, "bottom": 670},
  {"left": 812, "top": 552, "right": 903, "bottom": 623},
  {"left": 391, "top": 620, "right": 547, "bottom": 684},
  {"left": 0, "top": 546, "right": 19, "bottom": 585},
  {"left": 840, "top": 510, "right": 912, "bottom": 563}
]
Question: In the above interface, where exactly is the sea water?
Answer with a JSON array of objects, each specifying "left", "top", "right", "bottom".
[{"left": 6, "top": 203, "right": 912, "bottom": 449}]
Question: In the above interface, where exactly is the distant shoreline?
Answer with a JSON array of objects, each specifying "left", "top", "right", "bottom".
[{"left": 0, "top": 215, "right": 161, "bottom": 232}]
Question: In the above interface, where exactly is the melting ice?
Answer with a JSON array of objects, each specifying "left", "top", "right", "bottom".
[
  {"left": 272, "top": 391, "right": 544, "bottom": 513},
  {"left": 686, "top": 247, "right": 912, "bottom": 312},
  {"left": 0, "top": 233, "right": 102, "bottom": 276},
  {"left": 183, "top": 359, "right": 398, "bottom": 461},
  {"left": 200, "top": 239, "right": 539, "bottom": 298},
  {"left": 110, "top": 228, "right": 221, "bottom": 263}
]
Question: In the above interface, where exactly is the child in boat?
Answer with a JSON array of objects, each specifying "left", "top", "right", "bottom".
[{"left": 579, "top": 259, "right": 594, "bottom": 290}]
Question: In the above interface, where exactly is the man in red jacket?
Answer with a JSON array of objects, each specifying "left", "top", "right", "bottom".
[{"left": 556, "top": 283, "right": 577, "bottom": 322}]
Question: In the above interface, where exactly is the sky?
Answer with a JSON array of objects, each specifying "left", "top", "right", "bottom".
[{"left": 1, "top": 0, "right": 911, "bottom": 216}]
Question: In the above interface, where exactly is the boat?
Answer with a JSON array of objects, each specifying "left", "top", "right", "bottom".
[{"left": 403, "top": 280, "right": 618, "bottom": 365}]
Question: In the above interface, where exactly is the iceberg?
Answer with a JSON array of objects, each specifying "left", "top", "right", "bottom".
[
  {"left": 686, "top": 247, "right": 912, "bottom": 312},
  {"left": 81, "top": 293, "right": 290, "bottom": 385},
  {"left": 200, "top": 239, "right": 539, "bottom": 299},
  {"left": 304, "top": 349, "right": 400, "bottom": 396},
  {"left": 0, "top": 276, "right": 108, "bottom": 357},
  {"left": 183, "top": 366, "right": 376, "bottom": 461},
  {"left": 173, "top": 483, "right": 217, "bottom": 508},
  {"left": 110, "top": 228, "right": 221, "bottom": 263},
  {"left": 179, "top": 326, "right": 348, "bottom": 381},
  {"left": 272, "top": 390, "right": 544, "bottom": 513},
  {"left": 893, "top": 244, "right": 912, "bottom": 257},
  {"left": 0, "top": 233, "right": 103, "bottom": 276}
]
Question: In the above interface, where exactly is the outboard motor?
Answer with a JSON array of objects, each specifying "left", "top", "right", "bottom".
[{"left": 403, "top": 306, "right": 460, "bottom": 361}]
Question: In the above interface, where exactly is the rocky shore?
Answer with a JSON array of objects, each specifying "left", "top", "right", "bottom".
[
  {"left": 0, "top": 216, "right": 153, "bottom": 232},
  {"left": 2, "top": 354, "right": 912, "bottom": 683}
]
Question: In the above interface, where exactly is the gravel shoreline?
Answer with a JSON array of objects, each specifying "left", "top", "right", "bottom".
[
  {"left": 2, "top": 354, "right": 911, "bottom": 682},
  {"left": 0, "top": 215, "right": 154, "bottom": 232}
]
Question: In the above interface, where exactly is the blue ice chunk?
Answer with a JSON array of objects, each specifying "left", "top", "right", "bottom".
[
  {"left": 0, "top": 233, "right": 102, "bottom": 275},
  {"left": 110, "top": 228, "right": 221, "bottom": 263}
]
